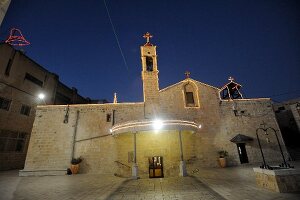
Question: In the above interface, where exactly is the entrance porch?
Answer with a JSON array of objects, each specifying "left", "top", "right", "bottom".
[{"left": 111, "top": 119, "right": 201, "bottom": 179}]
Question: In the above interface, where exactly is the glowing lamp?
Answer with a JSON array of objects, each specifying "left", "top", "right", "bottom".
[
  {"left": 152, "top": 119, "right": 163, "bottom": 130},
  {"left": 38, "top": 93, "right": 45, "bottom": 100}
]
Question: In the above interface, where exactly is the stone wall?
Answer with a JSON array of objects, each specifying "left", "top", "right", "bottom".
[
  {"left": 0, "top": 0, "right": 11, "bottom": 26},
  {"left": 254, "top": 168, "right": 300, "bottom": 192},
  {"left": 22, "top": 78, "right": 289, "bottom": 176},
  {"left": 219, "top": 99, "right": 289, "bottom": 166},
  {"left": 22, "top": 103, "right": 145, "bottom": 175},
  {"left": 114, "top": 130, "right": 196, "bottom": 178}
]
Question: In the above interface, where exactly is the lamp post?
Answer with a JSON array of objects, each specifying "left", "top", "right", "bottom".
[{"left": 256, "top": 124, "right": 288, "bottom": 169}]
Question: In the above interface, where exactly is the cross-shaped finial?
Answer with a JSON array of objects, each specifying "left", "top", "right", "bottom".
[
  {"left": 260, "top": 121, "right": 267, "bottom": 129},
  {"left": 113, "top": 92, "right": 118, "bottom": 104},
  {"left": 143, "top": 32, "right": 153, "bottom": 45},
  {"left": 228, "top": 76, "right": 234, "bottom": 82},
  {"left": 185, "top": 71, "right": 191, "bottom": 79}
]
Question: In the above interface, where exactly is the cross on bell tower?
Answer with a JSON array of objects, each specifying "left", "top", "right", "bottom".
[
  {"left": 140, "top": 32, "right": 159, "bottom": 118},
  {"left": 143, "top": 32, "right": 153, "bottom": 46}
]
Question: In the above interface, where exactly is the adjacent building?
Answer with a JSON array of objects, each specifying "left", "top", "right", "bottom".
[
  {"left": 0, "top": 43, "right": 89, "bottom": 170},
  {"left": 0, "top": 0, "right": 11, "bottom": 27},
  {"left": 20, "top": 33, "right": 289, "bottom": 178},
  {"left": 273, "top": 98, "right": 300, "bottom": 160}
]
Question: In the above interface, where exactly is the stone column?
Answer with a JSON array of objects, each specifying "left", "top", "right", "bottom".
[
  {"left": 178, "top": 130, "right": 187, "bottom": 176},
  {"left": 132, "top": 131, "right": 139, "bottom": 179}
]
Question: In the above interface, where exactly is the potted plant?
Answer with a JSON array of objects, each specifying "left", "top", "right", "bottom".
[
  {"left": 218, "top": 150, "right": 228, "bottom": 168},
  {"left": 70, "top": 157, "right": 83, "bottom": 174}
]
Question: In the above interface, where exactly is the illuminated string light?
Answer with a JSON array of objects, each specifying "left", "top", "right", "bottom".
[
  {"left": 5, "top": 28, "right": 30, "bottom": 46},
  {"left": 111, "top": 119, "right": 200, "bottom": 134}
]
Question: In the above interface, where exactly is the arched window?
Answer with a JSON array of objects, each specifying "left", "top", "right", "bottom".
[
  {"left": 183, "top": 82, "right": 199, "bottom": 108},
  {"left": 146, "top": 56, "right": 153, "bottom": 71}
]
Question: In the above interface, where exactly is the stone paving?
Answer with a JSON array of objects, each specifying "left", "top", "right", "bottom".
[
  {"left": 1, "top": 163, "right": 300, "bottom": 200},
  {"left": 192, "top": 163, "right": 300, "bottom": 200}
]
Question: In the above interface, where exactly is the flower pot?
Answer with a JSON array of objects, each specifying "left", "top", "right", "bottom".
[
  {"left": 70, "top": 164, "right": 79, "bottom": 174},
  {"left": 219, "top": 158, "right": 227, "bottom": 168}
]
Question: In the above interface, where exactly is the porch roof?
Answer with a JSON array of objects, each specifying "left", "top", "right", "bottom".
[
  {"left": 230, "top": 134, "right": 253, "bottom": 143},
  {"left": 110, "top": 119, "right": 200, "bottom": 135}
]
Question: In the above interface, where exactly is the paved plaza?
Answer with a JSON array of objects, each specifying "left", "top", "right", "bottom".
[{"left": 1, "top": 163, "right": 300, "bottom": 200}]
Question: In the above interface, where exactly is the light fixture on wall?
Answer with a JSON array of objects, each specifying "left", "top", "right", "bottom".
[
  {"left": 152, "top": 119, "right": 163, "bottom": 130},
  {"left": 37, "top": 93, "right": 46, "bottom": 104},
  {"left": 38, "top": 93, "right": 45, "bottom": 100}
]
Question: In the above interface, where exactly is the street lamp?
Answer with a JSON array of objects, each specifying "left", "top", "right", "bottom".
[
  {"left": 256, "top": 123, "right": 289, "bottom": 169},
  {"left": 38, "top": 93, "right": 46, "bottom": 104}
]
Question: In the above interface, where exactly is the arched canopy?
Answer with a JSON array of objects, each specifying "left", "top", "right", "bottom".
[{"left": 110, "top": 119, "right": 200, "bottom": 135}]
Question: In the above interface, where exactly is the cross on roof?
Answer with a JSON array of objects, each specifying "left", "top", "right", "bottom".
[
  {"left": 143, "top": 32, "right": 153, "bottom": 45},
  {"left": 228, "top": 76, "right": 234, "bottom": 82},
  {"left": 185, "top": 71, "right": 191, "bottom": 78}
]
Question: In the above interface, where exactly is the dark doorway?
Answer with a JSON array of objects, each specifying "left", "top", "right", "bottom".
[
  {"left": 146, "top": 56, "right": 153, "bottom": 71},
  {"left": 149, "top": 156, "right": 164, "bottom": 178},
  {"left": 237, "top": 143, "right": 249, "bottom": 164}
]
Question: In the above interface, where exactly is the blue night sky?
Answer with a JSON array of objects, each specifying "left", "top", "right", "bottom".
[{"left": 1, "top": 0, "right": 299, "bottom": 103}]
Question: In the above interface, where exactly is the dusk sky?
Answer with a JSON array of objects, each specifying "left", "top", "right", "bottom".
[{"left": 1, "top": 0, "right": 299, "bottom": 103}]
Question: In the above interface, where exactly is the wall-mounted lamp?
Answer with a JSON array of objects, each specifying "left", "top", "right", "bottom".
[
  {"left": 152, "top": 119, "right": 163, "bottom": 130},
  {"left": 38, "top": 93, "right": 46, "bottom": 104}
]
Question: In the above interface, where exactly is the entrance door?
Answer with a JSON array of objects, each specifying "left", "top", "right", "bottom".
[
  {"left": 149, "top": 156, "right": 164, "bottom": 178},
  {"left": 237, "top": 143, "right": 249, "bottom": 164}
]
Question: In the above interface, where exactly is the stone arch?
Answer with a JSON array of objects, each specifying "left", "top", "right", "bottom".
[{"left": 182, "top": 81, "right": 200, "bottom": 108}]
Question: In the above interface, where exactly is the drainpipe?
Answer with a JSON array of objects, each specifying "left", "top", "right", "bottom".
[
  {"left": 132, "top": 131, "right": 139, "bottom": 179},
  {"left": 71, "top": 110, "right": 80, "bottom": 159}
]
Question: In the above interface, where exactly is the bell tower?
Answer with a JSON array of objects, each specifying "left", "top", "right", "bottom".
[{"left": 141, "top": 32, "right": 159, "bottom": 118}]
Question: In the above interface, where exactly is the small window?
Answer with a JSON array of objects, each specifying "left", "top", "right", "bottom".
[
  {"left": 106, "top": 114, "right": 111, "bottom": 122},
  {"left": 146, "top": 56, "right": 153, "bottom": 71},
  {"left": 183, "top": 82, "right": 199, "bottom": 108},
  {"left": 0, "top": 97, "right": 11, "bottom": 111},
  {"left": 20, "top": 105, "right": 31, "bottom": 116},
  {"left": 24, "top": 73, "right": 43, "bottom": 87},
  {"left": 0, "top": 131, "right": 27, "bottom": 152},
  {"left": 186, "top": 92, "right": 195, "bottom": 104}
]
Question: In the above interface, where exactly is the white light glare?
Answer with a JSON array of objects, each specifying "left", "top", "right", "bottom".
[
  {"left": 109, "top": 129, "right": 113, "bottom": 133},
  {"left": 198, "top": 124, "right": 202, "bottom": 129},
  {"left": 38, "top": 93, "right": 45, "bottom": 100},
  {"left": 152, "top": 119, "right": 163, "bottom": 130}
]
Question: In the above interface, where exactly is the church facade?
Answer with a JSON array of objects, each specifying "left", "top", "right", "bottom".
[{"left": 20, "top": 33, "right": 288, "bottom": 178}]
